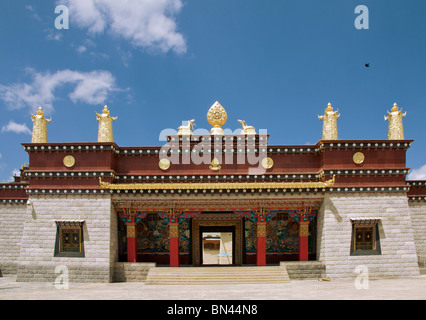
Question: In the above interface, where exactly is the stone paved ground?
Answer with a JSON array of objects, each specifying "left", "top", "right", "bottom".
[{"left": 0, "top": 275, "right": 425, "bottom": 300}]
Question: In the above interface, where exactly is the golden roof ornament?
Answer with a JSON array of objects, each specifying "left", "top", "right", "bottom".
[
  {"left": 238, "top": 120, "right": 256, "bottom": 135},
  {"left": 261, "top": 157, "right": 274, "bottom": 169},
  {"left": 384, "top": 103, "right": 406, "bottom": 140},
  {"left": 209, "top": 157, "right": 221, "bottom": 171},
  {"left": 31, "top": 107, "right": 51, "bottom": 143},
  {"left": 318, "top": 103, "right": 340, "bottom": 140},
  {"left": 159, "top": 158, "right": 171, "bottom": 171},
  {"left": 96, "top": 105, "right": 117, "bottom": 142},
  {"left": 177, "top": 119, "right": 196, "bottom": 135},
  {"left": 207, "top": 101, "right": 227, "bottom": 135}
]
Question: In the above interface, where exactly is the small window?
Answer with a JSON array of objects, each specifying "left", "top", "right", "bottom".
[
  {"left": 350, "top": 219, "right": 381, "bottom": 256},
  {"left": 54, "top": 221, "right": 85, "bottom": 257}
]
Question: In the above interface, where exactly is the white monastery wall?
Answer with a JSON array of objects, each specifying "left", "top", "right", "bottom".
[
  {"left": 317, "top": 192, "right": 420, "bottom": 279},
  {"left": 3, "top": 191, "right": 424, "bottom": 282},
  {"left": 409, "top": 201, "right": 426, "bottom": 267},
  {"left": 0, "top": 204, "right": 26, "bottom": 275},
  {"left": 15, "top": 194, "right": 115, "bottom": 283}
]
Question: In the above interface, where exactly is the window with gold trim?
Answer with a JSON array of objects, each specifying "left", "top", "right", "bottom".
[{"left": 54, "top": 221, "right": 85, "bottom": 257}]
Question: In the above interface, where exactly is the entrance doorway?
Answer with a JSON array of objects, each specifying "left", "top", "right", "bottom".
[
  {"left": 200, "top": 226, "right": 235, "bottom": 265},
  {"left": 192, "top": 217, "right": 243, "bottom": 266}
]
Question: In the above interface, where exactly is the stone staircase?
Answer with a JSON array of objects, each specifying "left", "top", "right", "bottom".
[{"left": 145, "top": 266, "right": 290, "bottom": 285}]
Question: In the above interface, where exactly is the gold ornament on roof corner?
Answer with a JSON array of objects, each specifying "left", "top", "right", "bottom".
[
  {"left": 31, "top": 107, "right": 51, "bottom": 143},
  {"left": 318, "top": 103, "right": 340, "bottom": 140},
  {"left": 207, "top": 101, "right": 227, "bottom": 135},
  {"left": 177, "top": 119, "right": 196, "bottom": 135},
  {"left": 384, "top": 103, "right": 406, "bottom": 140},
  {"left": 238, "top": 120, "right": 256, "bottom": 135},
  {"left": 96, "top": 106, "right": 117, "bottom": 142}
]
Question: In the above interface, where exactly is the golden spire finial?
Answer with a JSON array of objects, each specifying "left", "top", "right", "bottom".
[
  {"left": 207, "top": 101, "right": 227, "bottom": 135},
  {"left": 391, "top": 102, "right": 399, "bottom": 112},
  {"left": 31, "top": 107, "right": 51, "bottom": 143},
  {"left": 385, "top": 102, "right": 406, "bottom": 140},
  {"left": 318, "top": 103, "right": 340, "bottom": 140},
  {"left": 96, "top": 105, "right": 117, "bottom": 142}
]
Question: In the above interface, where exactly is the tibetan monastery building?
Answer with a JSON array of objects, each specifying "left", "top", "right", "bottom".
[{"left": 0, "top": 101, "right": 425, "bottom": 283}]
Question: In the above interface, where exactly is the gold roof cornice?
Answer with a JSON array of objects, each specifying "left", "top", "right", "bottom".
[
  {"left": 111, "top": 198, "right": 325, "bottom": 212},
  {"left": 99, "top": 176, "right": 335, "bottom": 191}
]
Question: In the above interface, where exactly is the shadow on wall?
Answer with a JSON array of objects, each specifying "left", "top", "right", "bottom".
[{"left": 325, "top": 196, "right": 342, "bottom": 223}]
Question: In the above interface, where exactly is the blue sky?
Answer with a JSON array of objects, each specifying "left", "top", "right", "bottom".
[{"left": 0, "top": 0, "right": 425, "bottom": 181}]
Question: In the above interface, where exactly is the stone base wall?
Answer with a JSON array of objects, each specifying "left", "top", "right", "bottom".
[
  {"left": 114, "top": 262, "right": 156, "bottom": 282},
  {"left": 409, "top": 201, "right": 426, "bottom": 267},
  {"left": 317, "top": 193, "right": 420, "bottom": 279},
  {"left": 0, "top": 204, "right": 26, "bottom": 276},
  {"left": 16, "top": 264, "right": 111, "bottom": 283},
  {"left": 280, "top": 261, "right": 326, "bottom": 280},
  {"left": 15, "top": 195, "right": 116, "bottom": 283}
]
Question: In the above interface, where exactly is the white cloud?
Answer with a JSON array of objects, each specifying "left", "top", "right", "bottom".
[
  {"left": 0, "top": 68, "right": 119, "bottom": 113},
  {"left": 1, "top": 121, "right": 31, "bottom": 135},
  {"left": 407, "top": 164, "right": 426, "bottom": 180},
  {"left": 45, "top": 28, "right": 64, "bottom": 42},
  {"left": 76, "top": 45, "right": 87, "bottom": 54},
  {"left": 61, "top": 0, "right": 187, "bottom": 54},
  {"left": 25, "top": 5, "right": 42, "bottom": 21}
]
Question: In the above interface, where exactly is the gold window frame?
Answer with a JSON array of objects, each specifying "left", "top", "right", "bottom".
[
  {"left": 353, "top": 225, "right": 376, "bottom": 251},
  {"left": 59, "top": 226, "right": 82, "bottom": 253},
  {"left": 350, "top": 219, "right": 381, "bottom": 256},
  {"left": 54, "top": 221, "right": 85, "bottom": 257}
]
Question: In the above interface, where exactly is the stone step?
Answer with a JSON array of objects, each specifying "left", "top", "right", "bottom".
[
  {"left": 145, "top": 266, "right": 290, "bottom": 285},
  {"left": 147, "top": 275, "right": 288, "bottom": 280},
  {"left": 148, "top": 266, "right": 283, "bottom": 274}
]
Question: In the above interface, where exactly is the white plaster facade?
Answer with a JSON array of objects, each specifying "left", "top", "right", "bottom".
[
  {"left": 317, "top": 192, "right": 420, "bottom": 279},
  {"left": 0, "top": 191, "right": 424, "bottom": 282},
  {"left": 9, "top": 195, "right": 117, "bottom": 283}
]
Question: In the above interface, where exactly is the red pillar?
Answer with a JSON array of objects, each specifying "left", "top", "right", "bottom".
[
  {"left": 299, "top": 220, "right": 309, "bottom": 261},
  {"left": 126, "top": 222, "right": 137, "bottom": 262},
  {"left": 169, "top": 222, "right": 180, "bottom": 267},
  {"left": 257, "top": 218, "right": 267, "bottom": 266}
]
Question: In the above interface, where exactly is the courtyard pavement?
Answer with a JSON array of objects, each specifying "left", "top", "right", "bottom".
[{"left": 0, "top": 275, "right": 425, "bottom": 300}]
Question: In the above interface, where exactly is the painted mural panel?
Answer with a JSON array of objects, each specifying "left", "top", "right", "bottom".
[
  {"left": 245, "top": 212, "right": 317, "bottom": 255},
  {"left": 136, "top": 213, "right": 190, "bottom": 254},
  {"left": 266, "top": 216, "right": 299, "bottom": 253}
]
